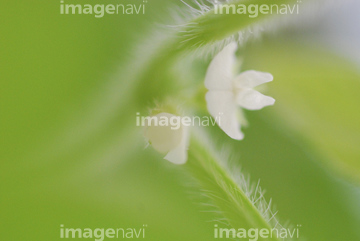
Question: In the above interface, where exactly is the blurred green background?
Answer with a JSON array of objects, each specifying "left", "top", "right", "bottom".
[{"left": 1, "top": 0, "right": 360, "bottom": 240}]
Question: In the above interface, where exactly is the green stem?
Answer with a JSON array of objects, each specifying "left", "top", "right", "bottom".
[
  {"left": 186, "top": 134, "right": 282, "bottom": 240},
  {"left": 177, "top": 0, "right": 296, "bottom": 51}
]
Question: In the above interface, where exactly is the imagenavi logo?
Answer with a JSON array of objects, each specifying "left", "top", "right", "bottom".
[
  {"left": 60, "top": 0, "right": 148, "bottom": 18},
  {"left": 214, "top": 224, "right": 302, "bottom": 240},
  {"left": 213, "top": 0, "right": 302, "bottom": 18},
  {"left": 60, "top": 224, "right": 147, "bottom": 240}
]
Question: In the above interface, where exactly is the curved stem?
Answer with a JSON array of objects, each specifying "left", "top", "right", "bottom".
[{"left": 186, "top": 133, "right": 282, "bottom": 240}]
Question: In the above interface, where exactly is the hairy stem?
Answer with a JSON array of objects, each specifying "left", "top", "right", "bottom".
[{"left": 185, "top": 133, "right": 283, "bottom": 240}]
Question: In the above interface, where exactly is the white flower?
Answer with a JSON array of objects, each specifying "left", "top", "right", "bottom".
[
  {"left": 143, "top": 112, "right": 189, "bottom": 164},
  {"left": 205, "top": 43, "right": 275, "bottom": 140}
]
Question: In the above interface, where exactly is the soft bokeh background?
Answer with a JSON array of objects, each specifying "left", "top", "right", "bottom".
[{"left": 1, "top": 0, "right": 359, "bottom": 240}]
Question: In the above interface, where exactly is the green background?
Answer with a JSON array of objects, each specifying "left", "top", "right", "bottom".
[{"left": 1, "top": 1, "right": 360, "bottom": 240}]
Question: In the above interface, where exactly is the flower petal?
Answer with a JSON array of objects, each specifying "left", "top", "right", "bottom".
[
  {"left": 164, "top": 126, "right": 189, "bottom": 165},
  {"left": 233, "top": 70, "right": 273, "bottom": 89},
  {"left": 205, "top": 43, "right": 238, "bottom": 91},
  {"left": 206, "top": 91, "right": 244, "bottom": 140},
  {"left": 236, "top": 89, "right": 275, "bottom": 110},
  {"left": 143, "top": 113, "right": 183, "bottom": 154}
]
